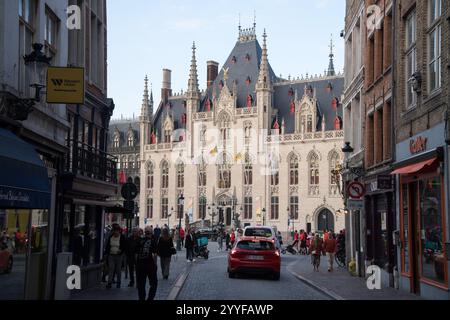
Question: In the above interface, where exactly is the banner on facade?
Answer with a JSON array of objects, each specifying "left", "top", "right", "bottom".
[{"left": 46, "top": 67, "right": 84, "bottom": 104}]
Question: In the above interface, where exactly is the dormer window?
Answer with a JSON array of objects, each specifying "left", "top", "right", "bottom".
[
  {"left": 288, "top": 87, "right": 294, "bottom": 97},
  {"left": 334, "top": 116, "right": 342, "bottom": 130},
  {"left": 332, "top": 97, "right": 339, "bottom": 110},
  {"left": 205, "top": 98, "right": 211, "bottom": 112},
  {"left": 127, "top": 134, "right": 134, "bottom": 147},
  {"left": 182, "top": 113, "right": 187, "bottom": 124},
  {"left": 113, "top": 134, "right": 120, "bottom": 148},
  {"left": 247, "top": 95, "right": 253, "bottom": 108},
  {"left": 246, "top": 76, "right": 251, "bottom": 86},
  {"left": 231, "top": 56, "right": 237, "bottom": 64},
  {"left": 326, "top": 82, "right": 333, "bottom": 92},
  {"left": 290, "top": 101, "right": 295, "bottom": 114},
  {"left": 245, "top": 53, "right": 251, "bottom": 62}
]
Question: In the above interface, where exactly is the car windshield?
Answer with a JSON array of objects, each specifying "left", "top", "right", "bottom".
[
  {"left": 244, "top": 228, "right": 272, "bottom": 238},
  {"left": 237, "top": 240, "right": 274, "bottom": 251}
]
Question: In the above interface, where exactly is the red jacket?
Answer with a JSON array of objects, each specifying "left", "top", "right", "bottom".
[
  {"left": 180, "top": 228, "right": 185, "bottom": 238},
  {"left": 309, "top": 238, "right": 324, "bottom": 256},
  {"left": 323, "top": 239, "right": 337, "bottom": 253}
]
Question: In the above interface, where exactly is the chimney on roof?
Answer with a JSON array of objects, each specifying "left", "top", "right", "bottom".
[
  {"left": 161, "top": 69, "right": 172, "bottom": 104},
  {"left": 207, "top": 61, "right": 219, "bottom": 89}
]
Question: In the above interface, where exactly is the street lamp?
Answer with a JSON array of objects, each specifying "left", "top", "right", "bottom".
[
  {"left": 262, "top": 208, "right": 266, "bottom": 226},
  {"left": 168, "top": 207, "right": 173, "bottom": 230},
  {"left": 3, "top": 43, "right": 52, "bottom": 122},
  {"left": 177, "top": 194, "right": 184, "bottom": 251}
]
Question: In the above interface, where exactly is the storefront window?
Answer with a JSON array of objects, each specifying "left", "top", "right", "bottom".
[
  {"left": 401, "top": 184, "right": 409, "bottom": 274},
  {"left": 419, "top": 176, "right": 446, "bottom": 284}
]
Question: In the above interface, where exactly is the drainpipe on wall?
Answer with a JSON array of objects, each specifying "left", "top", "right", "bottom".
[{"left": 390, "top": 0, "right": 400, "bottom": 290}]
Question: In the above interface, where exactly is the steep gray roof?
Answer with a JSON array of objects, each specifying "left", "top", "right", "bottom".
[
  {"left": 273, "top": 76, "right": 344, "bottom": 134},
  {"left": 108, "top": 120, "right": 140, "bottom": 146}
]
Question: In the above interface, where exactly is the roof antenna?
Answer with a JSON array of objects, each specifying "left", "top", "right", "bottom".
[
  {"left": 239, "top": 12, "right": 241, "bottom": 31},
  {"left": 253, "top": 10, "right": 256, "bottom": 30}
]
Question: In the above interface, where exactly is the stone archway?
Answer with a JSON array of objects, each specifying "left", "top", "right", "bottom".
[
  {"left": 216, "top": 193, "right": 232, "bottom": 227},
  {"left": 316, "top": 208, "right": 335, "bottom": 232}
]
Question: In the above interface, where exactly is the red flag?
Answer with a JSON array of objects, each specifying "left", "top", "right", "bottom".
[{"left": 119, "top": 170, "right": 126, "bottom": 185}]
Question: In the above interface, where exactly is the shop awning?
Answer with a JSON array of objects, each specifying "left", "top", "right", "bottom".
[
  {"left": 0, "top": 128, "right": 51, "bottom": 209},
  {"left": 391, "top": 157, "right": 438, "bottom": 175}
]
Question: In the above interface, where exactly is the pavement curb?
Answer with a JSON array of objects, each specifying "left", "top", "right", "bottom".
[
  {"left": 166, "top": 265, "right": 191, "bottom": 300},
  {"left": 287, "top": 262, "right": 345, "bottom": 301}
]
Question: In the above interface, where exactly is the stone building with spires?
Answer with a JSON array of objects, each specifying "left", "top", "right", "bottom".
[{"left": 138, "top": 25, "right": 346, "bottom": 236}]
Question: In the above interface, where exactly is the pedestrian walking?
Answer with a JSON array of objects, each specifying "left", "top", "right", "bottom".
[
  {"left": 217, "top": 231, "right": 224, "bottom": 252},
  {"left": 323, "top": 232, "right": 337, "bottom": 272},
  {"left": 299, "top": 230, "right": 307, "bottom": 255},
  {"left": 293, "top": 230, "right": 299, "bottom": 251},
  {"left": 225, "top": 231, "right": 231, "bottom": 251},
  {"left": 126, "top": 228, "right": 141, "bottom": 287},
  {"left": 309, "top": 233, "right": 324, "bottom": 272},
  {"left": 135, "top": 226, "right": 158, "bottom": 301},
  {"left": 185, "top": 229, "right": 195, "bottom": 262},
  {"left": 180, "top": 227, "right": 185, "bottom": 247},
  {"left": 230, "top": 229, "right": 236, "bottom": 247},
  {"left": 154, "top": 225, "right": 161, "bottom": 242},
  {"left": 104, "top": 224, "right": 127, "bottom": 289},
  {"left": 157, "top": 228, "right": 176, "bottom": 279}
]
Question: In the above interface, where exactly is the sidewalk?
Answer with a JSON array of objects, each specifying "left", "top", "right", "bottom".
[
  {"left": 287, "top": 255, "right": 423, "bottom": 300},
  {"left": 70, "top": 250, "right": 189, "bottom": 301}
]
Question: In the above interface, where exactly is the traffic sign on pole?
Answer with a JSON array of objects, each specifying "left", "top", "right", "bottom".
[{"left": 347, "top": 181, "right": 366, "bottom": 199}]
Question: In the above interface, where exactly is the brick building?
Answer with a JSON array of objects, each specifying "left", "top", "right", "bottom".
[
  {"left": 391, "top": 0, "right": 449, "bottom": 299},
  {"left": 362, "top": 0, "right": 396, "bottom": 288}
]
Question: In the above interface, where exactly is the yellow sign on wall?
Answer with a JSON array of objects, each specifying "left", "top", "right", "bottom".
[{"left": 46, "top": 67, "right": 84, "bottom": 104}]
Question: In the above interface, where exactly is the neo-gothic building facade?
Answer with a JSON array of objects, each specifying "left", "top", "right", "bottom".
[{"left": 138, "top": 26, "right": 345, "bottom": 234}]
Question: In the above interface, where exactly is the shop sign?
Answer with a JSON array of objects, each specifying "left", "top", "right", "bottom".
[
  {"left": 377, "top": 175, "right": 392, "bottom": 190},
  {"left": 410, "top": 136, "right": 428, "bottom": 155},
  {"left": 347, "top": 199, "right": 364, "bottom": 210},
  {"left": 46, "top": 67, "right": 84, "bottom": 104},
  {"left": 0, "top": 189, "right": 30, "bottom": 203}
]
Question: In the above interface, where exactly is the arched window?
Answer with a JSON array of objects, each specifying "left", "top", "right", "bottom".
[
  {"left": 309, "top": 152, "right": 320, "bottom": 195},
  {"left": 269, "top": 154, "right": 279, "bottom": 186},
  {"left": 289, "top": 154, "right": 299, "bottom": 185},
  {"left": 307, "top": 115, "right": 313, "bottom": 133},
  {"left": 244, "top": 197, "right": 252, "bottom": 220},
  {"left": 122, "top": 156, "right": 128, "bottom": 169},
  {"left": 136, "top": 156, "right": 140, "bottom": 169},
  {"left": 113, "top": 134, "right": 120, "bottom": 148},
  {"left": 134, "top": 177, "right": 140, "bottom": 191},
  {"left": 334, "top": 116, "right": 343, "bottom": 130},
  {"left": 329, "top": 151, "right": 340, "bottom": 195},
  {"left": 161, "top": 161, "right": 169, "bottom": 189},
  {"left": 127, "top": 133, "right": 134, "bottom": 147},
  {"left": 129, "top": 156, "right": 135, "bottom": 169},
  {"left": 244, "top": 154, "right": 253, "bottom": 186},
  {"left": 198, "top": 158, "right": 207, "bottom": 187},
  {"left": 147, "top": 163, "right": 154, "bottom": 189},
  {"left": 199, "top": 197, "right": 207, "bottom": 220},
  {"left": 218, "top": 153, "right": 231, "bottom": 189},
  {"left": 176, "top": 162, "right": 184, "bottom": 189}
]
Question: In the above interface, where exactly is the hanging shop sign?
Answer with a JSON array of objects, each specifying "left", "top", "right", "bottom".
[{"left": 46, "top": 67, "right": 84, "bottom": 104}]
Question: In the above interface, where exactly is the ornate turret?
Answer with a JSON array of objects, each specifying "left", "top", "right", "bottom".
[
  {"left": 256, "top": 29, "right": 272, "bottom": 89},
  {"left": 327, "top": 35, "right": 336, "bottom": 77},
  {"left": 187, "top": 42, "right": 200, "bottom": 98}
]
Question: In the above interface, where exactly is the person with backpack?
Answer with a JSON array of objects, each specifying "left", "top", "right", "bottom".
[{"left": 157, "top": 228, "right": 176, "bottom": 279}]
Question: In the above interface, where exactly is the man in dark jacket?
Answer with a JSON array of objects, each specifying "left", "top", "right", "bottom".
[
  {"left": 104, "top": 224, "right": 127, "bottom": 289},
  {"left": 184, "top": 228, "right": 195, "bottom": 262},
  {"left": 126, "top": 228, "right": 141, "bottom": 287},
  {"left": 135, "top": 226, "right": 158, "bottom": 301}
]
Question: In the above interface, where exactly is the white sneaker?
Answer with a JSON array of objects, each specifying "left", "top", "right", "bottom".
[
  {"left": 193, "top": 259, "right": 196, "bottom": 262},
  {"left": 187, "top": 260, "right": 191, "bottom": 263}
]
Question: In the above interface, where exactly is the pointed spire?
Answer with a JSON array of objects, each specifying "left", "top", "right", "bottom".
[
  {"left": 327, "top": 34, "right": 336, "bottom": 76},
  {"left": 257, "top": 29, "right": 271, "bottom": 88},
  {"left": 187, "top": 42, "right": 200, "bottom": 97},
  {"left": 141, "top": 75, "right": 150, "bottom": 118}
]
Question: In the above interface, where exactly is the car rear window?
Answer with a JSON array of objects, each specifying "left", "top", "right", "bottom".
[
  {"left": 237, "top": 240, "right": 274, "bottom": 251},
  {"left": 244, "top": 228, "right": 272, "bottom": 238}
]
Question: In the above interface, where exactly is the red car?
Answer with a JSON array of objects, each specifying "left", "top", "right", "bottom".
[
  {"left": 0, "top": 243, "right": 13, "bottom": 274},
  {"left": 228, "top": 236, "right": 281, "bottom": 280}
]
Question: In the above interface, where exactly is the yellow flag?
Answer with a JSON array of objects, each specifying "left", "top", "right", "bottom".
[
  {"left": 234, "top": 152, "right": 242, "bottom": 162},
  {"left": 210, "top": 146, "right": 218, "bottom": 156}
]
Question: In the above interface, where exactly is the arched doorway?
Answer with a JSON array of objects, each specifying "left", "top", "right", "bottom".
[
  {"left": 317, "top": 209, "right": 335, "bottom": 232},
  {"left": 216, "top": 194, "right": 232, "bottom": 227}
]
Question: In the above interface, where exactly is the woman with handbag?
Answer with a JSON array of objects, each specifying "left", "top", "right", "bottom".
[{"left": 157, "top": 228, "right": 176, "bottom": 279}]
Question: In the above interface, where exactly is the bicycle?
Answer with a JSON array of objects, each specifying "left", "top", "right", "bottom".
[{"left": 335, "top": 249, "right": 346, "bottom": 268}]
